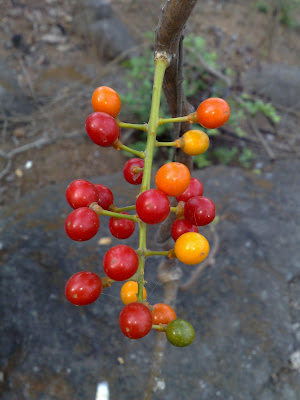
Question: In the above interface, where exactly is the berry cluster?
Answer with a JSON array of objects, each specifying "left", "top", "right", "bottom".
[{"left": 64, "top": 68, "right": 230, "bottom": 347}]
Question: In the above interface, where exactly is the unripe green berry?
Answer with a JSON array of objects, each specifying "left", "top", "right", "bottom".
[{"left": 166, "top": 319, "right": 195, "bottom": 347}]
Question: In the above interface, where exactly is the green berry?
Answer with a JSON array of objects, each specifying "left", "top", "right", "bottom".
[{"left": 166, "top": 319, "right": 195, "bottom": 347}]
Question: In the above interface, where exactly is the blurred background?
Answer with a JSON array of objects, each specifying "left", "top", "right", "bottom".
[{"left": 1, "top": 0, "right": 300, "bottom": 399}]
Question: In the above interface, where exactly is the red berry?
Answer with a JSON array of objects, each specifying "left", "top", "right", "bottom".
[
  {"left": 171, "top": 219, "right": 198, "bottom": 241},
  {"left": 65, "top": 207, "right": 100, "bottom": 241},
  {"left": 176, "top": 177, "right": 204, "bottom": 203},
  {"left": 119, "top": 302, "right": 152, "bottom": 339},
  {"left": 184, "top": 196, "right": 215, "bottom": 226},
  {"left": 65, "top": 271, "right": 102, "bottom": 306},
  {"left": 66, "top": 179, "right": 99, "bottom": 209},
  {"left": 109, "top": 212, "right": 135, "bottom": 239},
  {"left": 136, "top": 189, "right": 170, "bottom": 224},
  {"left": 123, "top": 158, "right": 144, "bottom": 185},
  {"left": 85, "top": 112, "right": 120, "bottom": 147},
  {"left": 103, "top": 245, "right": 138, "bottom": 281},
  {"left": 94, "top": 184, "right": 114, "bottom": 210}
]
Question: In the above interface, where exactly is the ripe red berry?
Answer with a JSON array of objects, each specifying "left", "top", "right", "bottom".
[
  {"left": 136, "top": 189, "right": 170, "bottom": 224},
  {"left": 94, "top": 184, "right": 114, "bottom": 210},
  {"left": 123, "top": 158, "right": 144, "bottom": 185},
  {"left": 66, "top": 179, "right": 99, "bottom": 209},
  {"left": 119, "top": 302, "right": 152, "bottom": 339},
  {"left": 171, "top": 219, "right": 198, "bottom": 241},
  {"left": 103, "top": 245, "right": 138, "bottom": 281},
  {"left": 65, "top": 207, "right": 100, "bottom": 241},
  {"left": 109, "top": 212, "right": 135, "bottom": 239},
  {"left": 184, "top": 196, "right": 215, "bottom": 226},
  {"left": 85, "top": 112, "right": 120, "bottom": 147},
  {"left": 176, "top": 177, "right": 204, "bottom": 203},
  {"left": 65, "top": 271, "right": 103, "bottom": 306}
]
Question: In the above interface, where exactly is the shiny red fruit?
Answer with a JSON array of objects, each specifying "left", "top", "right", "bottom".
[
  {"left": 65, "top": 207, "right": 100, "bottom": 241},
  {"left": 123, "top": 158, "right": 144, "bottom": 185},
  {"left": 109, "top": 212, "right": 135, "bottom": 239},
  {"left": 176, "top": 177, "right": 204, "bottom": 203},
  {"left": 184, "top": 196, "right": 215, "bottom": 226},
  {"left": 136, "top": 189, "right": 170, "bottom": 224},
  {"left": 65, "top": 271, "right": 102, "bottom": 306},
  {"left": 85, "top": 112, "right": 120, "bottom": 147},
  {"left": 94, "top": 184, "right": 114, "bottom": 210},
  {"left": 66, "top": 179, "right": 99, "bottom": 209},
  {"left": 171, "top": 219, "right": 198, "bottom": 241},
  {"left": 103, "top": 245, "right": 138, "bottom": 281},
  {"left": 119, "top": 302, "right": 153, "bottom": 339}
]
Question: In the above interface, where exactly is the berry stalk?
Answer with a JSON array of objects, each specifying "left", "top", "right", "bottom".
[{"left": 137, "top": 55, "right": 169, "bottom": 301}]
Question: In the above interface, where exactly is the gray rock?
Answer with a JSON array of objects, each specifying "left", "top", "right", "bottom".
[
  {"left": 1, "top": 159, "right": 300, "bottom": 399},
  {"left": 72, "top": 0, "right": 137, "bottom": 60},
  {"left": 241, "top": 63, "right": 300, "bottom": 108},
  {"left": 0, "top": 60, "right": 33, "bottom": 115}
]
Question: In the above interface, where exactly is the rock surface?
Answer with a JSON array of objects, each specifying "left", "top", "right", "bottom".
[
  {"left": 72, "top": 0, "right": 137, "bottom": 60},
  {"left": 1, "top": 159, "right": 300, "bottom": 400},
  {"left": 241, "top": 63, "right": 300, "bottom": 109}
]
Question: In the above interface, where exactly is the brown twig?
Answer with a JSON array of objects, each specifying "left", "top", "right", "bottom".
[{"left": 247, "top": 118, "right": 275, "bottom": 161}]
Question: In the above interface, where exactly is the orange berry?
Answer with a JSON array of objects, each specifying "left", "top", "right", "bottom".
[
  {"left": 181, "top": 130, "right": 209, "bottom": 156},
  {"left": 155, "top": 162, "right": 191, "bottom": 197},
  {"left": 91, "top": 86, "right": 121, "bottom": 117},
  {"left": 120, "top": 281, "right": 147, "bottom": 305},
  {"left": 197, "top": 97, "right": 230, "bottom": 129},
  {"left": 174, "top": 232, "right": 209, "bottom": 265}
]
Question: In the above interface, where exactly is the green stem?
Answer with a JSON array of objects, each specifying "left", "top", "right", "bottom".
[
  {"left": 155, "top": 140, "right": 179, "bottom": 147},
  {"left": 145, "top": 250, "right": 170, "bottom": 257},
  {"left": 114, "top": 140, "right": 145, "bottom": 158},
  {"left": 110, "top": 205, "right": 136, "bottom": 213},
  {"left": 152, "top": 324, "right": 167, "bottom": 332},
  {"left": 137, "top": 56, "right": 169, "bottom": 302},
  {"left": 117, "top": 119, "right": 148, "bottom": 132},
  {"left": 170, "top": 207, "right": 178, "bottom": 213},
  {"left": 158, "top": 115, "right": 190, "bottom": 125},
  {"left": 89, "top": 203, "right": 138, "bottom": 222}
]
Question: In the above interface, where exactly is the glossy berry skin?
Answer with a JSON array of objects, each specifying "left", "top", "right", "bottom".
[
  {"left": 184, "top": 196, "right": 215, "bottom": 226},
  {"left": 66, "top": 179, "right": 99, "bottom": 209},
  {"left": 136, "top": 189, "right": 170, "bottom": 224},
  {"left": 85, "top": 112, "right": 120, "bottom": 147},
  {"left": 155, "top": 162, "right": 191, "bottom": 197},
  {"left": 197, "top": 97, "right": 230, "bottom": 129},
  {"left": 166, "top": 319, "right": 195, "bottom": 347},
  {"left": 94, "top": 184, "right": 114, "bottom": 210},
  {"left": 103, "top": 245, "right": 138, "bottom": 281},
  {"left": 119, "top": 302, "right": 152, "bottom": 339},
  {"left": 181, "top": 130, "right": 209, "bottom": 156},
  {"left": 171, "top": 219, "right": 198, "bottom": 241},
  {"left": 152, "top": 303, "right": 177, "bottom": 329},
  {"left": 65, "top": 208, "right": 100, "bottom": 241},
  {"left": 123, "top": 158, "right": 144, "bottom": 185},
  {"left": 109, "top": 212, "right": 135, "bottom": 239},
  {"left": 91, "top": 86, "right": 121, "bottom": 117},
  {"left": 174, "top": 232, "right": 209, "bottom": 265},
  {"left": 65, "top": 271, "right": 102, "bottom": 306},
  {"left": 176, "top": 177, "right": 204, "bottom": 203},
  {"left": 120, "top": 281, "right": 147, "bottom": 305}
]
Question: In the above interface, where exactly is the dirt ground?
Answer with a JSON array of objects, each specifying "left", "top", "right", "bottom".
[{"left": 0, "top": 0, "right": 300, "bottom": 207}]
